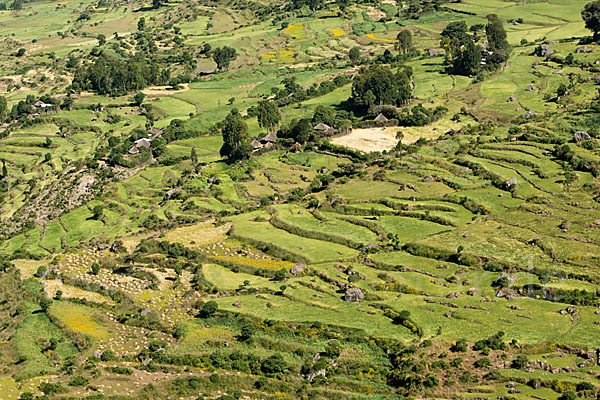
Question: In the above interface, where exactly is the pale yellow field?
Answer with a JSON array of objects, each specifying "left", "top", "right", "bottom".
[
  {"left": 331, "top": 127, "right": 399, "bottom": 152},
  {"left": 164, "top": 221, "right": 231, "bottom": 247},
  {"left": 43, "top": 280, "right": 115, "bottom": 305}
]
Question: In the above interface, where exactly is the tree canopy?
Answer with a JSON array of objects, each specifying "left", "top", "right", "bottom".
[
  {"left": 212, "top": 46, "right": 237, "bottom": 71},
  {"left": 220, "top": 109, "right": 252, "bottom": 161},
  {"left": 256, "top": 100, "right": 281, "bottom": 133},
  {"left": 583, "top": 1, "right": 600, "bottom": 38},
  {"left": 396, "top": 30, "right": 413, "bottom": 54},
  {"left": 351, "top": 65, "right": 412, "bottom": 109},
  {"left": 72, "top": 54, "right": 160, "bottom": 96}
]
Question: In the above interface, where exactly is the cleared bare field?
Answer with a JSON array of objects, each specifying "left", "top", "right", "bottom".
[{"left": 331, "top": 127, "right": 400, "bottom": 152}]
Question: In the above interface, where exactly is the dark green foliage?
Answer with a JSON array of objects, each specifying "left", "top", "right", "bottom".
[
  {"left": 220, "top": 109, "right": 251, "bottom": 161},
  {"left": 474, "top": 357, "right": 491, "bottom": 368},
  {"left": 200, "top": 301, "right": 218, "bottom": 318},
  {"left": 256, "top": 100, "right": 281, "bottom": 133},
  {"left": 485, "top": 14, "right": 510, "bottom": 61},
  {"left": 582, "top": 1, "right": 600, "bottom": 37},
  {"left": 451, "top": 339, "right": 468, "bottom": 352},
  {"left": 398, "top": 104, "right": 448, "bottom": 126},
  {"left": 558, "top": 389, "right": 577, "bottom": 400},
  {"left": 396, "top": 30, "right": 413, "bottom": 54},
  {"left": 72, "top": 54, "right": 160, "bottom": 96},
  {"left": 40, "top": 382, "right": 68, "bottom": 395},
  {"left": 133, "top": 92, "right": 146, "bottom": 106},
  {"left": 473, "top": 331, "right": 506, "bottom": 351},
  {"left": 349, "top": 46, "right": 361, "bottom": 65},
  {"left": 511, "top": 355, "right": 528, "bottom": 369},
  {"left": 212, "top": 46, "right": 237, "bottom": 71},
  {"left": 351, "top": 65, "right": 412, "bottom": 109},
  {"left": 260, "top": 354, "right": 286, "bottom": 375}
]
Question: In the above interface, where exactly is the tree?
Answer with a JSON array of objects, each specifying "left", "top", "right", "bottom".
[
  {"left": 220, "top": 109, "right": 252, "bottom": 161},
  {"left": 0, "top": 96, "right": 7, "bottom": 120},
  {"left": 15, "top": 48, "right": 25, "bottom": 57},
  {"left": 582, "top": 1, "right": 600, "bottom": 39},
  {"left": 348, "top": 46, "right": 361, "bottom": 65},
  {"left": 396, "top": 30, "right": 413, "bottom": 54},
  {"left": 485, "top": 14, "right": 509, "bottom": 52},
  {"left": 200, "top": 301, "right": 218, "bottom": 318},
  {"left": 2, "top": 161, "right": 7, "bottom": 178},
  {"left": 261, "top": 354, "right": 286, "bottom": 375},
  {"left": 92, "top": 205, "right": 103, "bottom": 219},
  {"left": 351, "top": 65, "right": 412, "bottom": 109},
  {"left": 273, "top": 269, "right": 287, "bottom": 281},
  {"left": 239, "top": 320, "right": 255, "bottom": 342},
  {"left": 511, "top": 355, "right": 528, "bottom": 369},
  {"left": 97, "top": 34, "right": 106, "bottom": 45},
  {"left": 312, "top": 105, "right": 335, "bottom": 126},
  {"left": 441, "top": 21, "right": 470, "bottom": 42},
  {"left": 40, "top": 297, "right": 52, "bottom": 313},
  {"left": 212, "top": 46, "right": 237, "bottom": 71},
  {"left": 336, "top": 0, "right": 349, "bottom": 13},
  {"left": 191, "top": 147, "right": 198, "bottom": 163},
  {"left": 91, "top": 263, "right": 100, "bottom": 275},
  {"left": 558, "top": 389, "right": 576, "bottom": 400},
  {"left": 152, "top": 0, "right": 162, "bottom": 9},
  {"left": 10, "top": 0, "right": 22, "bottom": 10},
  {"left": 557, "top": 83, "right": 568, "bottom": 97},
  {"left": 44, "top": 153, "right": 51, "bottom": 162},
  {"left": 256, "top": 100, "right": 281, "bottom": 133},
  {"left": 137, "top": 17, "right": 146, "bottom": 31},
  {"left": 133, "top": 92, "right": 146, "bottom": 106},
  {"left": 485, "top": 14, "right": 509, "bottom": 63},
  {"left": 452, "top": 39, "right": 481, "bottom": 76}
]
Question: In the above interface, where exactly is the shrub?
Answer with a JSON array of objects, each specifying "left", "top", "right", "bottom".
[{"left": 261, "top": 354, "right": 286, "bottom": 375}]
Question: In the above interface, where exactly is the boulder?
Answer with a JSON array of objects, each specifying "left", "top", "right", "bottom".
[
  {"left": 575, "top": 46, "right": 593, "bottom": 54},
  {"left": 573, "top": 131, "right": 591, "bottom": 142},
  {"left": 290, "top": 263, "right": 306, "bottom": 276},
  {"left": 164, "top": 187, "right": 182, "bottom": 201},
  {"left": 344, "top": 287, "right": 364, "bottom": 302},
  {"left": 533, "top": 44, "right": 554, "bottom": 57},
  {"left": 504, "top": 177, "right": 518, "bottom": 190}
]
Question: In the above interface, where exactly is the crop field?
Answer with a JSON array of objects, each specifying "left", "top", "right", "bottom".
[{"left": 2, "top": 0, "right": 600, "bottom": 398}]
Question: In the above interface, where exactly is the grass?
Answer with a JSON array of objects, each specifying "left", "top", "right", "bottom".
[
  {"left": 14, "top": 301, "right": 78, "bottom": 379},
  {"left": 230, "top": 211, "right": 358, "bottom": 263},
  {"left": 49, "top": 302, "right": 110, "bottom": 341}
]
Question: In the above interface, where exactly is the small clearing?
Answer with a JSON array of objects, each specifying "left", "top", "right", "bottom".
[{"left": 332, "top": 127, "right": 399, "bottom": 152}]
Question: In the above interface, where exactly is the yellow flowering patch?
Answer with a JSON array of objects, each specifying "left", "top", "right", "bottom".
[
  {"left": 329, "top": 28, "right": 345, "bottom": 37},
  {"left": 215, "top": 256, "right": 294, "bottom": 270},
  {"left": 50, "top": 303, "right": 110, "bottom": 340},
  {"left": 284, "top": 23, "right": 306, "bottom": 39},
  {"left": 259, "top": 49, "right": 295, "bottom": 62},
  {"left": 58, "top": 1, "right": 71, "bottom": 4},
  {"left": 260, "top": 52, "right": 276, "bottom": 59},
  {"left": 366, "top": 33, "right": 394, "bottom": 42}
]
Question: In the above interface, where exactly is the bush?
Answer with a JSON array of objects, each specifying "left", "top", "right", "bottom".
[
  {"left": 261, "top": 354, "right": 286, "bottom": 375},
  {"left": 474, "top": 357, "right": 491, "bottom": 368},
  {"left": 69, "top": 375, "right": 90, "bottom": 386},
  {"left": 200, "top": 301, "right": 218, "bottom": 318}
]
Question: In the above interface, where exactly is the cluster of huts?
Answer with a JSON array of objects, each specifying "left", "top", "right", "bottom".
[{"left": 128, "top": 127, "right": 164, "bottom": 155}]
